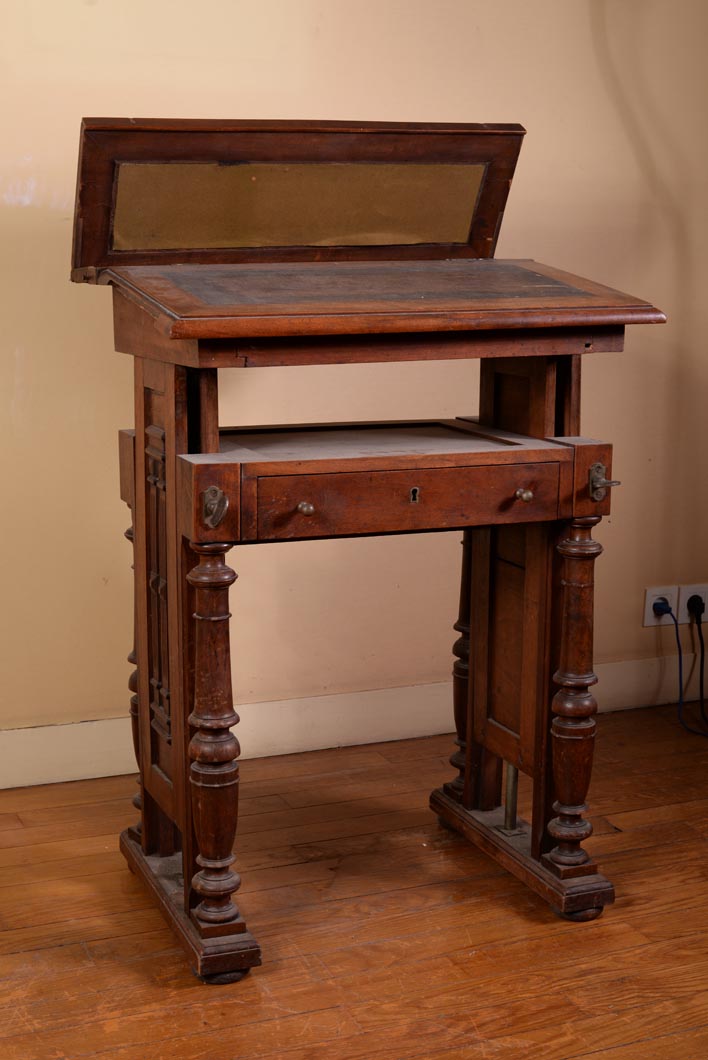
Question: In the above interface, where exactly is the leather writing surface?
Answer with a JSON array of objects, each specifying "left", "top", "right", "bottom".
[
  {"left": 106, "top": 258, "right": 665, "bottom": 338},
  {"left": 166, "top": 261, "right": 583, "bottom": 307}
]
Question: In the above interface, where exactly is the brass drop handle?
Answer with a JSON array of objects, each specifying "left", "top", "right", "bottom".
[
  {"left": 515, "top": 487, "right": 534, "bottom": 503},
  {"left": 297, "top": 501, "right": 316, "bottom": 516}
]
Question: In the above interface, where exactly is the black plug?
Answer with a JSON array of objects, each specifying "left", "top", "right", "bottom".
[
  {"left": 688, "top": 594, "right": 705, "bottom": 622},
  {"left": 652, "top": 596, "right": 673, "bottom": 618}
]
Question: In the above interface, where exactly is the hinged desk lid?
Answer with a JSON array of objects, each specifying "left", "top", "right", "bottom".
[{"left": 71, "top": 119, "right": 525, "bottom": 281}]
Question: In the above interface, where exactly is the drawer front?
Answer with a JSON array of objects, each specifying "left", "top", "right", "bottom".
[{"left": 256, "top": 462, "right": 560, "bottom": 540}]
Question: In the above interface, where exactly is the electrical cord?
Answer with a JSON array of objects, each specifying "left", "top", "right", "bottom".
[
  {"left": 654, "top": 595, "right": 708, "bottom": 737},
  {"left": 687, "top": 594, "right": 706, "bottom": 726},
  {"left": 698, "top": 619, "right": 706, "bottom": 724}
]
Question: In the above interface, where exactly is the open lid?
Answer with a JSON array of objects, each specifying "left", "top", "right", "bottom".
[{"left": 71, "top": 118, "right": 525, "bottom": 282}]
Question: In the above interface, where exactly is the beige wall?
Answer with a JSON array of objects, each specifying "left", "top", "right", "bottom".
[{"left": 1, "top": 0, "right": 706, "bottom": 731}]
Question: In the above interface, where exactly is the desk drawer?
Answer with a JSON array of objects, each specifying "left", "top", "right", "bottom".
[{"left": 256, "top": 462, "right": 560, "bottom": 540}]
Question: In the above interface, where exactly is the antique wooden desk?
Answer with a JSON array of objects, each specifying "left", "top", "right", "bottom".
[{"left": 71, "top": 119, "right": 664, "bottom": 982}]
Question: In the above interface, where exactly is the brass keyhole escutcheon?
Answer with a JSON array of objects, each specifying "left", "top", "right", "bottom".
[{"left": 410, "top": 486, "right": 420, "bottom": 503}]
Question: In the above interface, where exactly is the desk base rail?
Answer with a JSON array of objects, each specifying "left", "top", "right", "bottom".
[
  {"left": 120, "top": 830, "right": 262, "bottom": 982},
  {"left": 430, "top": 788, "right": 614, "bottom": 920}
]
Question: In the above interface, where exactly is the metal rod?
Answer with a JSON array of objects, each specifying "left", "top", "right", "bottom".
[{"left": 504, "top": 764, "right": 519, "bottom": 830}]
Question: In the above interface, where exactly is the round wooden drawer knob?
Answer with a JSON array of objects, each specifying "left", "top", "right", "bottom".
[
  {"left": 514, "top": 487, "right": 534, "bottom": 503},
  {"left": 297, "top": 501, "right": 316, "bottom": 516}
]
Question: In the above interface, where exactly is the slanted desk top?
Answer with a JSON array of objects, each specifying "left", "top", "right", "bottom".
[
  {"left": 74, "top": 116, "right": 663, "bottom": 356},
  {"left": 106, "top": 259, "right": 663, "bottom": 340}
]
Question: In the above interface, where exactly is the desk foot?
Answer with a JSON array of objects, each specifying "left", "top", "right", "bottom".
[
  {"left": 556, "top": 905, "right": 604, "bottom": 923},
  {"left": 197, "top": 967, "right": 252, "bottom": 985},
  {"left": 120, "top": 830, "right": 262, "bottom": 980},
  {"left": 430, "top": 789, "right": 614, "bottom": 920}
]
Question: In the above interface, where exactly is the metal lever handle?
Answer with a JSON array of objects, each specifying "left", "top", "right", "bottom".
[
  {"left": 202, "top": 485, "right": 229, "bottom": 529},
  {"left": 514, "top": 487, "right": 534, "bottom": 503},
  {"left": 588, "top": 462, "right": 621, "bottom": 502},
  {"left": 297, "top": 501, "right": 316, "bottom": 516}
]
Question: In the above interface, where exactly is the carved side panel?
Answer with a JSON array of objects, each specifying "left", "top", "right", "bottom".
[
  {"left": 145, "top": 422, "right": 172, "bottom": 753},
  {"left": 124, "top": 523, "right": 142, "bottom": 830},
  {"left": 134, "top": 361, "right": 180, "bottom": 850},
  {"left": 473, "top": 355, "right": 576, "bottom": 844},
  {"left": 132, "top": 362, "right": 219, "bottom": 889}
]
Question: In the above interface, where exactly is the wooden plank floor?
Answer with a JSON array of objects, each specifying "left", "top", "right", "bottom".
[{"left": 1, "top": 703, "right": 708, "bottom": 1059}]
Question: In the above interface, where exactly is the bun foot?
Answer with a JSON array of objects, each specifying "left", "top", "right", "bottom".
[
  {"left": 197, "top": 967, "right": 252, "bottom": 985},
  {"left": 556, "top": 905, "right": 604, "bottom": 923}
]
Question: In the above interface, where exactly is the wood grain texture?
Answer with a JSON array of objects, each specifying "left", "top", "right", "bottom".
[
  {"left": 176, "top": 419, "right": 599, "bottom": 546},
  {"left": 104, "top": 259, "right": 665, "bottom": 339},
  {"left": 185, "top": 543, "right": 255, "bottom": 950},
  {"left": 113, "top": 305, "right": 625, "bottom": 368},
  {"left": 70, "top": 114, "right": 670, "bottom": 1028},
  {"left": 544, "top": 517, "right": 605, "bottom": 893},
  {"left": 254, "top": 461, "right": 562, "bottom": 541},
  {"left": 71, "top": 119, "right": 524, "bottom": 276},
  {"left": 1, "top": 706, "right": 707, "bottom": 1058}
]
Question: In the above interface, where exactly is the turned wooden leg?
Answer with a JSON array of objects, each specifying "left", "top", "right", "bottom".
[
  {"left": 544, "top": 517, "right": 603, "bottom": 911},
  {"left": 444, "top": 530, "right": 472, "bottom": 801},
  {"left": 124, "top": 522, "right": 142, "bottom": 833},
  {"left": 187, "top": 542, "right": 245, "bottom": 937},
  {"left": 119, "top": 537, "right": 260, "bottom": 982}
]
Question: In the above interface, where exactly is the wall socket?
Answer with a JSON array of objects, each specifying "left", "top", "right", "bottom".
[
  {"left": 643, "top": 586, "right": 679, "bottom": 626},
  {"left": 643, "top": 584, "right": 708, "bottom": 626},
  {"left": 677, "top": 584, "right": 708, "bottom": 624}
]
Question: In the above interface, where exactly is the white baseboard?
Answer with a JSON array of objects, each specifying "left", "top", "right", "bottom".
[
  {"left": 594, "top": 654, "right": 699, "bottom": 712},
  {"left": 0, "top": 655, "right": 699, "bottom": 789}
]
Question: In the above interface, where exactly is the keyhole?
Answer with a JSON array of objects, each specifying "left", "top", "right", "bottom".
[{"left": 410, "top": 487, "right": 420, "bottom": 503}]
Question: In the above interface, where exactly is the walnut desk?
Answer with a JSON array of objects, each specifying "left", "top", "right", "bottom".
[{"left": 71, "top": 119, "right": 664, "bottom": 982}]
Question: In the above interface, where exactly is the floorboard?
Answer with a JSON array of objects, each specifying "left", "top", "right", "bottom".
[{"left": 1, "top": 703, "right": 708, "bottom": 1059}]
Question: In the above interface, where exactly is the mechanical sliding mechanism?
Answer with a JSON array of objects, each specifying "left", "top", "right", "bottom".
[
  {"left": 588, "top": 462, "right": 620, "bottom": 502},
  {"left": 504, "top": 764, "right": 519, "bottom": 831}
]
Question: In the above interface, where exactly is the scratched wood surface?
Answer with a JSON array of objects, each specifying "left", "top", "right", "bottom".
[
  {"left": 105, "top": 259, "right": 665, "bottom": 339},
  {"left": 71, "top": 118, "right": 525, "bottom": 277},
  {"left": 1, "top": 703, "right": 708, "bottom": 1059}
]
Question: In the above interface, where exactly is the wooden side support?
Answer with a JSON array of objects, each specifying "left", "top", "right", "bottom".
[
  {"left": 433, "top": 412, "right": 615, "bottom": 920},
  {"left": 120, "top": 538, "right": 261, "bottom": 983},
  {"left": 120, "top": 368, "right": 261, "bottom": 982}
]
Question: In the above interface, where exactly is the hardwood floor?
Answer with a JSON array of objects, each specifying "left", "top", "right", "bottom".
[{"left": 1, "top": 703, "right": 708, "bottom": 1059}]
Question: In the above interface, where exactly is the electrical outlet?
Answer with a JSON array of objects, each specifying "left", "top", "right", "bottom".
[
  {"left": 677, "top": 583, "right": 708, "bottom": 624},
  {"left": 643, "top": 585, "right": 679, "bottom": 626}
]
